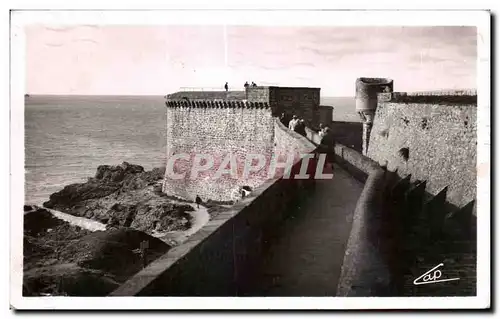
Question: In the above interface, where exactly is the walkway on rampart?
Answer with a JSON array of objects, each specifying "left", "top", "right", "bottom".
[{"left": 242, "top": 164, "right": 363, "bottom": 296}]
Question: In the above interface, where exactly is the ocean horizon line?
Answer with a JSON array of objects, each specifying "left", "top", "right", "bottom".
[{"left": 25, "top": 93, "right": 357, "bottom": 99}]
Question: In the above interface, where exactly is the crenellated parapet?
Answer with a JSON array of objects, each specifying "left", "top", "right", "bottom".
[
  {"left": 165, "top": 99, "right": 271, "bottom": 109},
  {"left": 377, "top": 89, "right": 477, "bottom": 105}
]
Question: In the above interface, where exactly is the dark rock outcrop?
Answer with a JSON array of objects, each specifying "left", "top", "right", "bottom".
[
  {"left": 23, "top": 228, "right": 171, "bottom": 296},
  {"left": 41, "top": 163, "right": 192, "bottom": 233},
  {"left": 23, "top": 162, "right": 196, "bottom": 296},
  {"left": 23, "top": 264, "right": 120, "bottom": 297},
  {"left": 43, "top": 162, "right": 164, "bottom": 209},
  {"left": 43, "top": 182, "right": 121, "bottom": 208},
  {"left": 24, "top": 208, "right": 92, "bottom": 268},
  {"left": 94, "top": 162, "right": 145, "bottom": 181},
  {"left": 58, "top": 228, "right": 171, "bottom": 280}
]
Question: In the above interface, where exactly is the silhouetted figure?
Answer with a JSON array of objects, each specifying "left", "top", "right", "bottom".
[
  {"left": 320, "top": 127, "right": 333, "bottom": 146},
  {"left": 195, "top": 195, "right": 202, "bottom": 209},
  {"left": 319, "top": 124, "right": 326, "bottom": 139},
  {"left": 224, "top": 82, "right": 229, "bottom": 92},
  {"left": 251, "top": 82, "right": 257, "bottom": 87},
  {"left": 280, "top": 112, "right": 288, "bottom": 125},
  {"left": 139, "top": 240, "right": 149, "bottom": 269},
  {"left": 320, "top": 127, "right": 335, "bottom": 171},
  {"left": 244, "top": 81, "right": 249, "bottom": 89},
  {"left": 295, "top": 119, "right": 306, "bottom": 137}
]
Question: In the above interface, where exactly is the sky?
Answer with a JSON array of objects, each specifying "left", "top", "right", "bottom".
[{"left": 25, "top": 25, "right": 477, "bottom": 96}]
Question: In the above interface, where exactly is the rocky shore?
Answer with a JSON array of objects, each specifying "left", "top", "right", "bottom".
[
  {"left": 23, "top": 162, "right": 221, "bottom": 296},
  {"left": 43, "top": 162, "right": 196, "bottom": 234}
]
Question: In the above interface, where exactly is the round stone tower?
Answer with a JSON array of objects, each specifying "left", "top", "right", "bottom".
[{"left": 355, "top": 77, "right": 394, "bottom": 155}]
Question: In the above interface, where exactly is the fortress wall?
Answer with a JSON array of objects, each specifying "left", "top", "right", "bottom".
[
  {"left": 163, "top": 103, "right": 275, "bottom": 202},
  {"left": 269, "top": 87, "right": 321, "bottom": 128},
  {"left": 367, "top": 92, "right": 477, "bottom": 207},
  {"left": 246, "top": 86, "right": 270, "bottom": 102},
  {"left": 112, "top": 126, "right": 319, "bottom": 296},
  {"left": 319, "top": 105, "right": 334, "bottom": 127},
  {"left": 245, "top": 86, "right": 321, "bottom": 127},
  {"left": 330, "top": 121, "right": 363, "bottom": 152}
]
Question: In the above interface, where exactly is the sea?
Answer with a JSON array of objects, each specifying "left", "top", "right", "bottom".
[{"left": 24, "top": 95, "right": 357, "bottom": 205}]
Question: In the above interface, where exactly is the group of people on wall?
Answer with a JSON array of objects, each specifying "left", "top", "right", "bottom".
[
  {"left": 223, "top": 82, "right": 258, "bottom": 92},
  {"left": 286, "top": 114, "right": 307, "bottom": 137},
  {"left": 243, "top": 81, "right": 258, "bottom": 89},
  {"left": 280, "top": 113, "right": 335, "bottom": 174},
  {"left": 281, "top": 113, "right": 334, "bottom": 147}
]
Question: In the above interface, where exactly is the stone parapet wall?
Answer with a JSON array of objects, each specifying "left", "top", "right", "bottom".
[
  {"left": 246, "top": 86, "right": 270, "bottom": 102},
  {"left": 274, "top": 118, "right": 317, "bottom": 162},
  {"left": 377, "top": 90, "right": 477, "bottom": 105},
  {"left": 336, "top": 167, "right": 391, "bottom": 296},
  {"left": 333, "top": 141, "right": 476, "bottom": 297}
]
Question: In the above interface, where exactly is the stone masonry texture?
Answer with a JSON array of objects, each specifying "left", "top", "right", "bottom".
[
  {"left": 162, "top": 86, "right": 321, "bottom": 202},
  {"left": 268, "top": 87, "right": 321, "bottom": 128},
  {"left": 247, "top": 86, "right": 321, "bottom": 127},
  {"left": 163, "top": 106, "right": 275, "bottom": 202},
  {"left": 367, "top": 100, "right": 477, "bottom": 208}
]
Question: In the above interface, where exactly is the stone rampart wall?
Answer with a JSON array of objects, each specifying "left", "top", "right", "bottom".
[{"left": 367, "top": 91, "right": 477, "bottom": 207}]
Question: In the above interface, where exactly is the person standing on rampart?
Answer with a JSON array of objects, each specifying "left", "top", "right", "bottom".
[
  {"left": 320, "top": 127, "right": 333, "bottom": 146},
  {"left": 195, "top": 195, "right": 202, "bottom": 209},
  {"left": 280, "top": 112, "right": 289, "bottom": 126},
  {"left": 295, "top": 119, "right": 307, "bottom": 137},
  {"left": 319, "top": 127, "right": 335, "bottom": 171},
  {"left": 224, "top": 82, "right": 229, "bottom": 92},
  {"left": 288, "top": 115, "right": 299, "bottom": 131},
  {"left": 244, "top": 82, "right": 249, "bottom": 99}
]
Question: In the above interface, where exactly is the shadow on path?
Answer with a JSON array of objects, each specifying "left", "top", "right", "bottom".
[{"left": 241, "top": 164, "right": 364, "bottom": 296}]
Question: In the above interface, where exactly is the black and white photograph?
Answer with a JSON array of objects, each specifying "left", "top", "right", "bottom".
[{"left": 9, "top": 9, "right": 490, "bottom": 310}]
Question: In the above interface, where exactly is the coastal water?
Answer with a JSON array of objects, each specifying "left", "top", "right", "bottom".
[
  {"left": 25, "top": 95, "right": 167, "bottom": 204},
  {"left": 24, "top": 95, "right": 356, "bottom": 205}
]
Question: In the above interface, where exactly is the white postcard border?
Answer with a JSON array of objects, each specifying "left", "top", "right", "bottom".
[{"left": 9, "top": 9, "right": 491, "bottom": 310}]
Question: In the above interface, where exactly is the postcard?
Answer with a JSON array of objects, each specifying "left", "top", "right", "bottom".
[{"left": 10, "top": 9, "right": 491, "bottom": 310}]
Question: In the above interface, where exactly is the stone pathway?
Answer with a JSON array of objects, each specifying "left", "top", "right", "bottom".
[
  {"left": 151, "top": 201, "right": 210, "bottom": 245},
  {"left": 31, "top": 206, "right": 107, "bottom": 232},
  {"left": 242, "top": 164, "right": 363, "bottom": 296}
]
